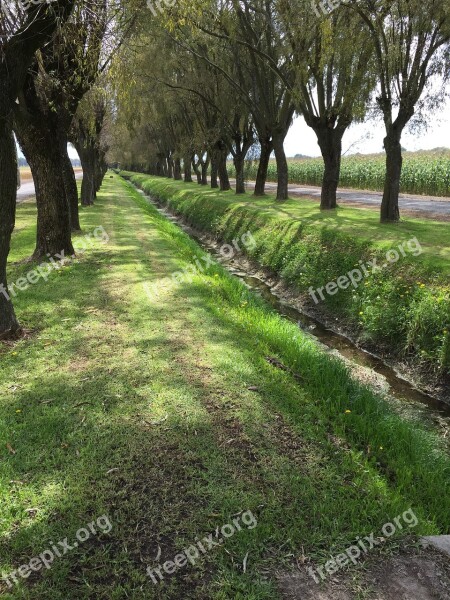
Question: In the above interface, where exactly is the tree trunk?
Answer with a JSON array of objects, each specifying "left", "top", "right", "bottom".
[
  {"left": 200, "top": 154, "right": 210, "bottom": 186},
  {"left": 254, "top": 137, "right": 272, "bottom": 196},
  {"left": 316, "top": 128, "right": 343, "bottom": 210},
  {"left": 167, "top": 155, "right": 173, "bottom": 179},
  {"left": 77, "top": 145, "right": 96, "bottom": 206},
  {"left": 381, "top": 131, "right": 402, "bottom": 223},
  {"left": 218, "top": 147, "right": 231, "bottom": 191},
  {"left": 192, "top": 158, "right": 202, "bottom": 184},
  {"left": 95, "top": 150, "right": 107, "bottom": 192},
  {"left": 210, "top": 151, "right": 219, "bottom": 189},
  {"left": 174, "top": 158, "right": 182, "bottom": 180},
  {"left": 16, "top": 115, "right": 74, "bottom": 259},
  {"left": 272, "top": 132, "right": 289, "bottom": 201},
  {"left": 0, "top": 122, "right": 21, "bottom": 338},
  {"left": 234, "top": 156, "right": 246, "bottom": 194},
  {"left": 184, "top": 157, "right": 192, "bottom": 182},
  {"left": 59, "top": 130, "right": 81, "bottom": 230}
]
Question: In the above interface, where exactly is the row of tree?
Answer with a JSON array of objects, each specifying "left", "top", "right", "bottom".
[
  {"left": 0, "top": 0, "right": 132, "bottom": 338},
  {"left": 109, "top": 0, "right": 450, "bottom": 221}
]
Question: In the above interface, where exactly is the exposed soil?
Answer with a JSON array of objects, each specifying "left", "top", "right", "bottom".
[{"left": 278, "top": 546, "right": 450, "bottom": 600}]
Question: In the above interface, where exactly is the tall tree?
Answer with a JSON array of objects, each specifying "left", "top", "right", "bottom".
[
  {"left": 0, "top": 0, "right": 75, "bottom": 338},
  {"left": 15, "top": 0, "right": 111, "bottom": 257},
  {"left": 279, "top": 0, "right": 376, "bottom": 209},
  {"left": 350, "top": 0, "right": 450, "bottom": 222}
]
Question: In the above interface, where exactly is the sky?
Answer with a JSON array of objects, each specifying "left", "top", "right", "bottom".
[{"left": 285, "top": 98, "right": 450, "bottom": 157}]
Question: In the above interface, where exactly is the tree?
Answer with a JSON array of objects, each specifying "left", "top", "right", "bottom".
[
  {"left": 71, "top": 89, "right": 110, "bottom": 206},
  {"left": 0, "top": 0, "right": 74, "bottom": 338},
  {"left": 14, "top": 0, "right": 111, "bottom": 257},
  {"left": 279, "top": 0, "right": 376, "bottom": 209},
  {"left": 349, "top": 0, "right": 450, "bottom": 222}
]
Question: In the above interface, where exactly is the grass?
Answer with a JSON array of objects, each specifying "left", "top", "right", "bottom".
[
  {"left": 120, "top": 173, "right": 450, "bottom": 379},
  {"left": 1, "top": 174, "right": 449, "bottom": 599}
]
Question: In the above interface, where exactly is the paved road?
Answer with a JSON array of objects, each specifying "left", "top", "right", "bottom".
[
  {"left": 17, "top": 180, "right": 37, "bottom": 203},
  {"left": 242, "top": 180, "right": 450, "bottom": 219},
  {"left": 17, "top": 172, "right": 83, "bottom": 203}
]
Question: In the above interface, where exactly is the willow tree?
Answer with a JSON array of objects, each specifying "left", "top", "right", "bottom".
[
  {"left": 0, "top": 0, "right": 74, "bottom": 338},
  {"left": 71, "top": 89, "right": 110, "bottom": 206},
  {"left": 162, "top": 0, "right": 295, "bottom": 199},
  {"left": 349, "top": 0, "right": 450, "bottom": 222},
  {"left": 278, "top": 0, "right": 376, "bottom": 209}
]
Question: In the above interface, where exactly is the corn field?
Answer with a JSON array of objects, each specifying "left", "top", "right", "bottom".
[{"left": 238, "top": 151, "right": 450, "bottom": 197}]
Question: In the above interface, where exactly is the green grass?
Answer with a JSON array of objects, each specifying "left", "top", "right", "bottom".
[
  {"left": 121, "top": 173, "right": 450, "bottom": 379},
  {"left": 233, "top": 150, "right": 450, "bottom": 197},
  {"left": 1, "top": 174, "right": 449, "bottom": 599}
]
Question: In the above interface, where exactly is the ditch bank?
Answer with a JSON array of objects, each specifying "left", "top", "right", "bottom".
[{"left": 120, "top": 172, "right": 450, "bottom": 405}]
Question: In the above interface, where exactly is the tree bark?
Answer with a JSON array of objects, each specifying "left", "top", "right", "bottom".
[
  {"left": 167, "top": 154, "right": 174, "bottom": 179},
  {"left": 59, "top": 130, "right": 81, "bottom": 230},
  {"left": 184, "top": 157, "right": 192, "bottom": 182},
  {"left": 0, "top": 124, "right": 20, "bottom": 338},
  {"left": 381, "top": 130, "right": 402, "bottom": 223},
  {"left": 254, "top": 137, "right": 272, "bottom": 196},
  {"left": 218, "top": 147, "right": 231, "bottom": 191},
  {"left": 192, "top": 157, "right": 202, "bottom": 184},
  {"left": 272, "top": 132, "right": 289, "bottom": 201},
  {"left": 174, "top": 158, "right": 182, "bottom": 180},
  {"left": 77, "top": 145, "right": 96, "bottom": 206},
  {"left": 200, "top": 154, "right": 209, "bottom": 186},
  {"left": 234, "top": 156, "right": 246, "bottom": 194},
  {"left": 16, "top": 113, "right": 74, "bottom": 259},
  {"left": 316, "top": 128, "right": 343, "bottom": 210},
  {"left": 210, "top": 151, "right": 219, "bottom": 189}
]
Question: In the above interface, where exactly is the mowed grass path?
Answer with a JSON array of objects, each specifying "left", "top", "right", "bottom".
[{"left": 0, "top": 175, "right": 446, "bottom": 599}]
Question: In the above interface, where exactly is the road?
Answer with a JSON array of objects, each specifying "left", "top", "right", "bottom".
[
  {"left": 17, "top": 172, "right": 83, "bottom": 203},
  {"left": 241, "top": 180, "right": 450, "bottom": 220}
]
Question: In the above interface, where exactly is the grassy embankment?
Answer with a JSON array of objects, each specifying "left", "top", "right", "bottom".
[
  {"left": 122, "top": 173, "right": 450, "bottom": 383},
  {"left": 231, "top": 150, "right": 450, "bottom": 196},
  {"left": 1, "top": 174, "right": 449, "bottom": 599}
]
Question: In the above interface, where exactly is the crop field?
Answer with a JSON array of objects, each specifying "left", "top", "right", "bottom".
[
  {"left": 19, "top": 167, "right": 33, "bottom": 184},
  {"left": 18, "top": 166, "right": 83, "bottom": 186},
  {"left": 238, "top": 150, "right": 450, "bottom": 197}
]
